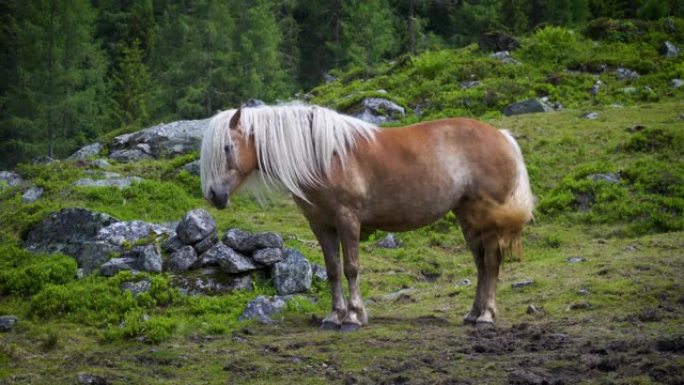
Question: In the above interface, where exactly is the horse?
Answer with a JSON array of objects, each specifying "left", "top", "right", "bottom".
[{"left": 200, "top": 104, "right": 533, "bottom": 331}]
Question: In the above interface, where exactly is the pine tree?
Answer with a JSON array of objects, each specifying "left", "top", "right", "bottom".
[
  {"left": 111, "top": 40, "right": 151, "bottom": 131},
  {"left": 336, "top": 0, "right": 399, "bottom": 69},
  {"left": 0, "top": 0, "right": 107, "bottom": 166}
]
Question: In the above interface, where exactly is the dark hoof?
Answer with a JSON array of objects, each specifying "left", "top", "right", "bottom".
[
  {"left": 463, "top": 318, "right": 477, "bottom": 325},
  {"left": 340, "top": 323, "right": 361, "bottom": 333},
  {"left": 320, "top": 321, "right": 340, "bottom": 331}
]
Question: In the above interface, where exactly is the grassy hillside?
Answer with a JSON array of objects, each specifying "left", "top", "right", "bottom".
[{"left": 1, "top": 24, "right": 683, "bottom": 385}]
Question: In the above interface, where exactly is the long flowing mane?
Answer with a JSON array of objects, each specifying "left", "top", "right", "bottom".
[{"left": 201, "top": 104, "right": 377, "bottom": 201}]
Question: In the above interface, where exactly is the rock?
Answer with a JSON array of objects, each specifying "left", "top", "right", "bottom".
[
  {"left": 566, "top": 256, "right": 587, "bottom": 263},
  {"left": 109, "top": 117, "right": 213, "bottom": 162},
  {"left": 174, "top": 268, "right": 253, "bottom": 295},
  {"left": 32, "top": 155, "right": 56, "bottom": 165},
  {"left": 180, "top": 159, "right": 201, "bottom": 176},
  {"left": 503, "top": 99, "right": 551, "bottom": 116},
  {"left": 489, "top": 50, "right": 521, "bottom": 65},
  {"left": 511, "top": 279, "right": 534, "bottom": 289},
  {"left": 252, "top": 248, "right": 283, "bottom": 266},
  {"left": 167, "top": 246, "right": 199, "bottom": 273},
  {"left": 77, "top": 373, "right": 109, "bottom": 385},
  {"left": 68, "top": 143, "right": 103, "bottom": 160},
  {"left": 271, "top": 249, "right": 312, "bottom": 295},
  {"left": 73, "top": 176, "right": 142, "bottom": 189},
  {"left": 110, "top": 148, "right": 151, "bottom": 163},
  {"left": 660, "top": 41, "right": 680, "bottom": 58},
  {"left": 324, "top": 73, "right": 337, "bottom": 83},
  {"left": 577, "top": 288, "right": 590, "bottom": 296},
  {"left": 137, "top": 245, "right": 162, "bottom": 273},
  {"left": 376, "top": 233, "right": 402, "bottom": 248},
  {"left": 100, "top": 257, "right": 138, "bottom": 277},
  {"left": 582, "top": 112, "right": 599, "bottom": 120},
  {"left": 121, "top": 280, "right": 151, "bottom": 297},
  {"left": 478, "top": 31, "right": 520, "bottom": 52},
  {"left": 176, "top": 209, "right": 216, "bottom": 245},
  {"left": 193, "top": 231, "right": 218, "bottom": 255},
  {"left": 222, "top": 228, "right": 283, "bottom": 253},
  {"left": 588, "top": 173, "right": 620, "bottom": 184},
  {"left": 203, "top": 243, "right": 258, "bottom": 273},
  {"left": 91, "top": 159, "right": 111, "bottom": 169},
  {"left": 347, "top": 97, "right": 405, "bottom": 125},
  {"left": 312, "top": 263, "right": 328, "bottom": 281},
  {"left": 0, "top": 315, "right": 18, "bottom": 332},
  {"left": 379, "top": 288, "right": 416, "bottom": 302},
  {"left": 96, "top": 220, "right": 173, "bottom": 246},
  {"left": 526, "top": 305, "right": 542, "bottom": 315},
  {"left": 0, "top": 171, "right": 22, "bottom": 188},
  {"left": 77, "top": 241, "right": 122, "bottom": 274},
  {"left": 244, "top": 99, "right": 266, "bottom": 107},
  {"left": 616, "top": 67, "right": 639, "bottom": 81},
  {"left": 161, "top": 235, "right": 184, "bottom": 254},
  {"left": 24, "top": 208, "right": 119, "bottom": 258},
  {"left": 239, "top": 295, "right": 291, "bottom": 324},
  {"left": 22, "top": 187, "right": 44, "bottom": 203},
  {"left": 671, "top": 79, "right": 684, "bottom": 88},
  {"left": 457, "top": 278, "right": 472, "bottom": 286},
  {"left": 622, "top": 87, "right": 637, "bottom": 94},
  {"left": 459, "top": 80, "right": 481, "bottom": 89}
]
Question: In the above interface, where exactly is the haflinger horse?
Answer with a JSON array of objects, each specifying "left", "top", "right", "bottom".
[{"left": 200, "top": 104, "right": 533, "bottom": 332}]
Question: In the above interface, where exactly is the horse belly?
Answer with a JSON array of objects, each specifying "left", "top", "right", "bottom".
[{"left": 360, "top": 185, "right": 461, "bottom": 232}]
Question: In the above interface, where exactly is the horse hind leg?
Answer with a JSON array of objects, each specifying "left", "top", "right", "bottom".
[
  {"left": 460, "top": 221, "right": 485, "bottom": 324},
  {"left": 475, "top": 234, "right": 503, "bottom": 325}
]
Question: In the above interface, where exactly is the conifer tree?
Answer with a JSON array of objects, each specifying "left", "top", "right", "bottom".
[{"left": 111, "top": 40, "right": 151, "bottom": 131}]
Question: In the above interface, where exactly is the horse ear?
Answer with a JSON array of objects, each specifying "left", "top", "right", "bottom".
[{"left": 229, "top": 108, "right": 242, "bottom": 130}]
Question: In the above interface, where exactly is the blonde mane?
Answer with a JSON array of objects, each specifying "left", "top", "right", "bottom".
[{"left": 201, "top": 104, "right": 378, "bottom": 201}]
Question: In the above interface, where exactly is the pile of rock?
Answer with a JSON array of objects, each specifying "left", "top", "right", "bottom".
[{"left": 23, "top": 207, "right": 323, "bottom": 299}]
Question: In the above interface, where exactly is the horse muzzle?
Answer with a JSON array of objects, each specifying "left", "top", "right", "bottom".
[{"left": 208, "top": 188, "right": 230, "bottom": 209}]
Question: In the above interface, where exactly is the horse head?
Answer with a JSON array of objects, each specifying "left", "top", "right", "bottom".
[{"left": 200, "top": 108, "right": 257, "bottom": 209}]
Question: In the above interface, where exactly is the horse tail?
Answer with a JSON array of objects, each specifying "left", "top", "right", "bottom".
[{"left": 496, "top": 130, "right": 535, "bottom": 260}]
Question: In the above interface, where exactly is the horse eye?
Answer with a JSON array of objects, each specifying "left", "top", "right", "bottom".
[{"left": 224, "top": 144, "right": 232, "bottom": 153}]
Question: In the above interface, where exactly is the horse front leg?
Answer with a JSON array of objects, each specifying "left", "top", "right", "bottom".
[
  {"left": 336, "top": 210, "right": 367, "bottom": 332},
  {"left": 310, "top": 224, "right": 346, "bottom": 330}
]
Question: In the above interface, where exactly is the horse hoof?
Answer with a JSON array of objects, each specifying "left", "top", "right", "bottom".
[
  {"left": 463, "top": 317, "right": 477, "bottom": 325},
  {"left": 320, "top": 321, "right": 340, "bottom": 331},
  {"left": 340, "top": 323, "right": 361, "bottom": 333}
]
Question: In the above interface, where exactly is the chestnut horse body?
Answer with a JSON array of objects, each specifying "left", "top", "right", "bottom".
[{"left": 201, "top": 104, "right": 533, "bottom": 331}]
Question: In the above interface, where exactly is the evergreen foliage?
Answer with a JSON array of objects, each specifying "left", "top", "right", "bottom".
[{"left": 1, "top": 0, "right": 684, "bottom": 168}]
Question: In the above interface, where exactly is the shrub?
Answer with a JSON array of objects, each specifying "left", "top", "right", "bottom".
[{"left": 0, "top": 245, "right": 77, "bottom": 295}]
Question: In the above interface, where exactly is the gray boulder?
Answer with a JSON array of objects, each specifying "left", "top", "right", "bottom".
[
  {"left": 203, "top": 243, "right": 258, "bottom": 273},
  {"left": 77, "top": 241, "right": 122, "bottom": 274},
  {"left": 96, "top": 220, "right": 173, "bottom": 246},
  {"left": 121, "top": 280, "right": 151, "bottom": 297},
  {"left": 252, "top": 248, "right": 283, "bottom": 266},
  {"left": 671, "top": 79, "right": 684, "bottom": 88},
  {"left": 459, "top": 80, "right": 481, "bottom": 89},
  {"left": 222, "top": 228, "right": 283, "bottom": 253},
  {"left": 22, "top": 187, "right": 44, "bottom": 203},
  {"left": 137, "top": 245, "right": 162, "bottom": 273},
  {"left": 173, "top": 268, "right": 253, "bottom": 296},
  {"left": 489, "top": 51, "right": 521, "bottom": 65},
  {"left": 376, "top": 233, "right": 402, "bottom": 249},
  {"left": 244, "top": 99, "right": 266, "bottom": 107},
  {"left": 588, "top": 173, "right": 620, "bottom": 184},
  {"left": 660, "top": 41, "right": 680, "bottom": 58},
  {"left": 239, "top": 295, "right": 290, "bottom": 324},
  {"left": 271, "top": 249, "right": 312, "bottom": 295},
  {"left": 91, "top": 159, "right": 111, "bottom": 169},
  {"left": 312, "top": 264, "right": 328, "bottom": 281},
  {"left": 582, "top": 112, "right": 600, "bottom": 120},
  {"left": 24, "top": 208, "right": 119, "bottom": 258},
  {"left": 616, "top": 67, "right": 640, "bottom": 81},
  {"left": 161, "top": 235, "right": 185, "bottom": 254},
  {"left": 180, "top": 159, "right": 201, "bottom": 176},
  {"left": 77, "top": 373, "right": 109, "bottom": 385},
  {"left": 68, "top": 143, "right": 103, "bottom": 160},
  {"left": 167, "top": 246, "right": 199, "bottom": 273},
  {"left": 176, "top": 209, "right": 216, "bottom": 245},
  {"left": 478, "top": 31, "right": 520, "bottom": 52},
  {"left": 503, "top": 99, "right": 552, "bottom": 116},
  {"left": 347, "top": 97, "right": 405, "bottom": 125},
  {"left": 73, "top": 173, "right": 142, "bottom": 189},
  {"left": 109, "top": 118, "right": 212, "bottom": 162},
  {"left": 0, "top": 315, "right": 18, "bottom": 332},
  {"left": 0, "top": 171, "right": 22, "bottom": 188},
  {"left": 100, "top": 257, "right": 138, "bottom": 277},
  {"left": 193, "top": 231, "right": 218, "bottom": 255}
]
